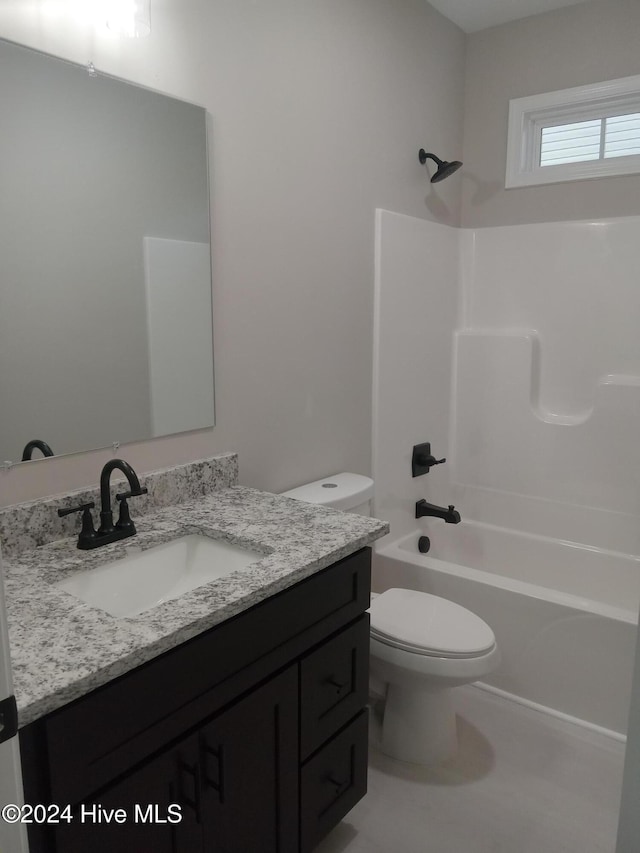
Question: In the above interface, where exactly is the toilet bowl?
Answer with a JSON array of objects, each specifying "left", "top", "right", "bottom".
[
  {"left": 281, "top": 474, "right": 501, "bottom": 765},
  {"left": 369, "top": 588, "right": 500, "bottom": 764}
]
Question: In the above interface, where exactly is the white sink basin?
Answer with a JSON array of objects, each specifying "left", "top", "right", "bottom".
[{"left": 56, "top": 534, "right": 262, "bottom": 618}]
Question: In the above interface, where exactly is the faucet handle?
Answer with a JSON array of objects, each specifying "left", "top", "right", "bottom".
[
  {"left": 114, "top": 488, "right": 147, "bottom": 534},
  {"left": 57, "top": 501, "right": 95, "bottom": 517},
  {"left": 57, "top": 502, "right": 97, "bottom": 548},
  {"left": 412, "top": 443, "right": 447, "bottom": 477},
  {"left": 115, "top": 487, "right": 148, "bottom": 500}
]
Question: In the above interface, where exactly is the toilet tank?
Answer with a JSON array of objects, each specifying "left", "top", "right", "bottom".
[{"left": 281, "top": 473, "right": 374, "bottom": 516}]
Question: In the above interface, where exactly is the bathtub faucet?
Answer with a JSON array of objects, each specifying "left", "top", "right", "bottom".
[{"left": 415, "top": 499, "right": 461, "bottom": 524}]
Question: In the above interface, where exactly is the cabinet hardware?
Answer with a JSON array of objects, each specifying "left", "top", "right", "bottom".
[
  {"left": 178, "top": 759, "right": 202, "bottom": 823},
  {"left": 324, "top": 676, "right": 349, "bottom": 695},
  {"left": 326, "top": 775, "right": 349, "bottom": 797},
  {"left": 201, "top": 739, "right": 225, "bottom": 804}
]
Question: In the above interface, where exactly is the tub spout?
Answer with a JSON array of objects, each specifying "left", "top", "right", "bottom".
[{"left": 416, "top": 499, "right": 461, "bottom": 524}]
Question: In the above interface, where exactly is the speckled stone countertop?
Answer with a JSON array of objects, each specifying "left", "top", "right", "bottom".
[{"left": 3, "top": 486, "right": 388, "bottom": 727}]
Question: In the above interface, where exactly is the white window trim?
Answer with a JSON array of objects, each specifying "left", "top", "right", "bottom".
[{"left": 506, "top": 75, "right": 640, "bottom": 189}]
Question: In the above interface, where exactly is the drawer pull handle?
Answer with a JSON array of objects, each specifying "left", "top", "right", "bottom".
[
  {"left": 201, "top": 738, "right": 225, "bottom": 804},
  {"left": 325, "top": 676, "right": 349, "bottom": 695},
  {"left": 178, "top": 759, "right": 202, "bottom": 824},
  {"left": 326, "top": 774, "right": 349, "bottom": 797}
]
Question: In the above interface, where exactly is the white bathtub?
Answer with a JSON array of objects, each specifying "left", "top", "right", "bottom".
[{"left": 373, "top": 523, "right": 640, "bottom": 736}]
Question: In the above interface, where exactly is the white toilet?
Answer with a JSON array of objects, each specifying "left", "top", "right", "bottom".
[
  {"left": 369, "top": 588, "right": 499, "bottom": 764},
  {"left": 281, "top": 473, "right": 501, "bottom": 765}
]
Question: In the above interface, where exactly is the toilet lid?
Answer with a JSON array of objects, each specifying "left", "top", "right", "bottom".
[{"left": 370, "top": 588, "right": 496, "bottom": 658}]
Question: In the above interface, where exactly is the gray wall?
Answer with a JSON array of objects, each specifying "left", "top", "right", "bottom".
[
  {"left": 461, "top": 0, "right": 640, "bottom": 227},
  {"left": 0, "top": 0, "right": 465, "bottom": 504}
]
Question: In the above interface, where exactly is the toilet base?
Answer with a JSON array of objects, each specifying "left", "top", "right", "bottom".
[{"left": 380, "top": 683, "right": 457, "bottom": 765}]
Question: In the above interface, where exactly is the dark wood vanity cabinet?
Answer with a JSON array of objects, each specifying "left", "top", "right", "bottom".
[
  {"left": 52, "top": 666, "right": 299, "bottom": 853},
  {"left": 20, "top": 548, "right": 371, "bottom": 853}
]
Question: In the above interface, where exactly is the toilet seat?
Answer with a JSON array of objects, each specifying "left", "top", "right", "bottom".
[{"left": 370, "top": 588, "right": 496, "bottom": 659}]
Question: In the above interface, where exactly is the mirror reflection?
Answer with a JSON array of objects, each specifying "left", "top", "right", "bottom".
[{"left": 0, "top": 39, "right": 215, "bottom": 464}]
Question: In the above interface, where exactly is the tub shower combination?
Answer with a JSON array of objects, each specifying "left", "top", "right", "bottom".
[
  {"left": 374, "top": 520, "right": 639, "bottom": 736},
  {"left": 373, "top": 211, "right": 640, "bottom": 741}
]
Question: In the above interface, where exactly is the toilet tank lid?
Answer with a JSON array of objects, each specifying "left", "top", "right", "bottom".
[{"left": 281, "top": 473, "right": 374, "bottom": 510}]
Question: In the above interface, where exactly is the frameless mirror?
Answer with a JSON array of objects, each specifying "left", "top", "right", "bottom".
[{"left": 0, "top": 38, "right": 215, "bottom": 464}]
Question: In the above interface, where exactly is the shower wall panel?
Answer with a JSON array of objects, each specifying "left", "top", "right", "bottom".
[
  {"left": 373, "top": 209, "right": 458, "bottom": 541},
  {"left": 452, "top": 216, "right": 640, "bottom": 549}
]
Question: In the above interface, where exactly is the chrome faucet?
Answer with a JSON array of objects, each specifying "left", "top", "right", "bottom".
[
  {"left": 58, "top": 459, "right": 148, "bottom": 549},
  {"left": 415, "top": 499, "right": 461, "bottom": 524}
]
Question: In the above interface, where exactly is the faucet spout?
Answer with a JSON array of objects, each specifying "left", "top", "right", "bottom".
[
  {"left": 415, "top": 499, "right": 461, "bottom": 524},
  {"left": 98, "top": 459, "right": 147, "bottom": 535},
  {"left": 21, "top": 439, "right": 54, "bottom": 461}
]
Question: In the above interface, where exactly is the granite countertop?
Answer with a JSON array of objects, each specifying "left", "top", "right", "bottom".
[{"left": 3, "top": 486, "right": 389, "bottom": 727}]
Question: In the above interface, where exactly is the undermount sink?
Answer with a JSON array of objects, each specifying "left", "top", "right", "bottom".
[{"left": 55, "top": 534, "right": 263, "bottom": 618}]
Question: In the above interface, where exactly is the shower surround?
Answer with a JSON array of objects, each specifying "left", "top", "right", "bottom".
[{"left": 372, "top": 210, "right": 640, "bottom": 735}]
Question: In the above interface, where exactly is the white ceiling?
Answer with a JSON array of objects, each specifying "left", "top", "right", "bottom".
[{"left": 428, "top": 0, "right": 593, "bottom": 33}]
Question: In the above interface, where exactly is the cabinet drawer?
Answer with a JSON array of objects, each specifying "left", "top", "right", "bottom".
[
  {"left": 300, "top": 710, "right": 368, "bottom": 853},
  {"left": 300, "top": 615, "right": 369, "bottom": 759}
]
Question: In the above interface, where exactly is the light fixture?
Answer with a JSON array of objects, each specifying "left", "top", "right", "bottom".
[{"left": 106, "top": 0, "right": 151, "bottom": 38}]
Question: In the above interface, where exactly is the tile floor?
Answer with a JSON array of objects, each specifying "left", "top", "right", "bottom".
[{"left": 316, "top": 686, "right": 626, "bottom": 853}]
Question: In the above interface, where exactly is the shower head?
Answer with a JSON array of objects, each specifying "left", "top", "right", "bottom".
[{"left": 418, "top": 149, "right": 463, "bottom": 183}]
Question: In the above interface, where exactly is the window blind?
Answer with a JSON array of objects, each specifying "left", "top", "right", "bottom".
[{"left": 540, "top": 112, "right": 640, "bottom": 167}]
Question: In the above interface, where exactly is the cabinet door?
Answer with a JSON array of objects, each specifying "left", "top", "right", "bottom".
[
  {"left": 55, "top": 734, "right": 203, "bottom": 853},
  {"left": 200, "top": 666, "right": 298, "bottom": 853}
]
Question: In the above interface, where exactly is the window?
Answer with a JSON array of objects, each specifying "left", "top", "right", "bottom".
[{"left": 505, "top": 75, "right": 640, "bottom": 188}]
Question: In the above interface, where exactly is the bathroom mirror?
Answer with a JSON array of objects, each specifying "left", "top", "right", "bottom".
[{"left": 0, "top": 38, "right": 215, "bottom": 464}]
